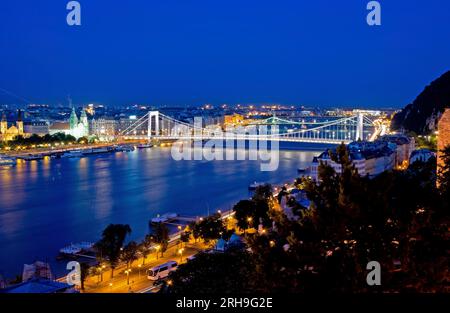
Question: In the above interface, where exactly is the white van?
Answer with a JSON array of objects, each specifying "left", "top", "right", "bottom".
[{"left": 147, "top": 260, "right": 178, "bottom": 280}]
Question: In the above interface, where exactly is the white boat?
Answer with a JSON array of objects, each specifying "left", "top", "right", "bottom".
[
  {"left": 248, "top": 181, "right": 265, "bottom": 190},
  {"left": 0, "top": 155, "right": 16, "bottom": 167},
  {"left": 137, "top": 143, "right": 153, "bottom": 149},
  {"left": 82, "top": 147, "right": 110, "bottom": 155},
  {"left": 60, "top": 244, "right": 82, "bottom": 255},
  {"left": 115, "top": 145, "right": 135, "bottom": 152},
  {"left": 20, "top": 154, "right": 44, "bottom": 161},
  {"left": 59, "top": 242, "right": 94, "bottom": 255},
  {"left": 151, "top": 213, "right": 178, "bottom": 223},
  {"left": 61, "top": 150, "right": 84, "bottom": 158}
]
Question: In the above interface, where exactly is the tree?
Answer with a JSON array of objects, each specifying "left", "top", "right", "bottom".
[
  {"left": 162, "top": 144, "right": 449, "bottom": 293},
  {"left": 149, "top": 222, "right": 170, "bottom": 257},
  {"left": 180, "top": 231, "right": 190, "bottom": 247},
  {"left": 95, "top": 224, "right": 132, "bottom": 278},
  {"left": 233, "top": 200, "right": 256, "bottom": 230},
  {"left": 79, "top": 262, "right": 91, "bottom": 291},
  {"left": 165, "top": 248, "right": 256, "bottom": 294},
  {"left": 77, "top": 136, "right": 88, "bottom": 144},
  {"left": 122, "top": 241, "right": 138, "bottom": 269},
  {"left": 233, "top": 195, "right": 272, "bottom": 232},
  {"left": 139, "top": 234, "right": 153, "bottom": 265},
  {"left": 194, "top": 213, "right": 226, "bottom": 243}
]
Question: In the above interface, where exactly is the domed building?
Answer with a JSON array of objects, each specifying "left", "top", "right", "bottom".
[{"left": 0, "top": 110, "right": 25, "bottom": 141}]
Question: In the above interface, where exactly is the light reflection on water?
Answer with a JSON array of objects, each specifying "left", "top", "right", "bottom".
[{"left": 0, "top": 147, "right": 320, "bottom": 277}]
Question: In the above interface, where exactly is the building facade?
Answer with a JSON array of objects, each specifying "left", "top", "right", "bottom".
[
  {"left": 49, "top": 108, "right": 89, "bottom": 139},
  {"left": 380, "top": 134, "right": 415, "bottom": 167},
  {"left": 0, "top": 110, "right": 24, "bottom": 141},
  {"left": 89, "top": 118, "right": 117, "bottom": 140},
  {"left": 310, "top": 138, "right": 399, "bottom": 181},
  {"left": 23, "top": 121, "right": 49, "bottom": 136},
  {"left": 437, "top": 108, "right": 450, "bottom": 171}
]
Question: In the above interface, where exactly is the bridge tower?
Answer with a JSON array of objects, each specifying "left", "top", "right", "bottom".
[
  {"left": 355, "top": 112, "right": 364, "bottom": 141},
  {"left": 148, "top": 111, "right": 160, "bottom": 140}
]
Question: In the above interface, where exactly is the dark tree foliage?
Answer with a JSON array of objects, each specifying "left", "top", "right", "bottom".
[
  {"left": 121, "top": 241, "right": 139, "bottom": 269},
  {"left": 232, "top": 184, "right": 272, "bottom": 231},
  {"left": 165, "top": 248, "right": 257, "bottom": 294},
  {"left": 95, "top": 224, "right": 132, "bottom": 278},
  {"left": 139, "top": 234, "right": 153, "bottom": 265},
  {"left": 192, "top": 213, "right": 225, "bottom": 243},
  {"left": 166, "top": 145, "right": 449, "bottom": 293},
  {"left": 2, "top": 132, "right": 77, "bottom": 148},
  {"left": 149, "top": 222, "right": 170, "bottom": 257}
]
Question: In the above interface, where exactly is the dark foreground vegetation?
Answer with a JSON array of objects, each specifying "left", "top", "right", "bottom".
[{"left": 165, "top": 144, "right": 450, "bottom": 293}]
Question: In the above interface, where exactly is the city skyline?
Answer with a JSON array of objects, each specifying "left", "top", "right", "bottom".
[
  {"left": 1, "top": 1, "right": 450, "bottom": 107},
  {"left": 0, "top": 0, "right": 449, "bottom": 298}
]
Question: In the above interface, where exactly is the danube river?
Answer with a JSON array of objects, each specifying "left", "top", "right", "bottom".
[{"left": 0, "top": 146, "right": 322, "bottom": 278}]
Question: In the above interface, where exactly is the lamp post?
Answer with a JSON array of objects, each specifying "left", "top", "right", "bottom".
[
  {"left": 138, "top": 264, "right": 142, "bottom": 279},
  {"left": 155, "top": 245, "right": 160, "bottom": 260},
  {"left": 246, "top": 217, "right": 252, "bottom": 234},
  {"left": 178, "top": 248, "right": 184, "bottom": 263},
  {"left": 99, "top": 264, "right": 106, "bottom": 282},
  {"left": 125, "top": 269, "right": 131, "bottom": 285},
  {"left": 177, "top": 226, "right": 182, "bottom": 248}
]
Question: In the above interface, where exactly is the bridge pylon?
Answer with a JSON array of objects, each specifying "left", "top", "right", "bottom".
[
  {"left": 148, "top": 111, "right": 160, "bottom": 141},
  {"left": 355, "top": 112, "right": 364, "bottom": 141}
]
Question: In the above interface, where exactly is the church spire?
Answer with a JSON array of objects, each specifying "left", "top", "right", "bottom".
[
  {"left": 1, "top": 112, "right": 7, "bottom": 134},
  {"left": 16, "top": 109, "right": 24, "bottom": 135},
  {"left": 69, "top": 107, "right": 78, "bottom": 130}
]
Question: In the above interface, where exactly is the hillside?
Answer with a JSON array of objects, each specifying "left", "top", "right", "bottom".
[{"left": 391, "top": 70, "right": 450, "bottom": 134}]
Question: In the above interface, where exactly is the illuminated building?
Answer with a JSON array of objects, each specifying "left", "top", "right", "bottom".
[
  {"left": 224, "top": 113, "right": 244, "bottom": 126},
  {"left": 0, "top": 110, "right": 25, "bottom": 141},
  {"left": 49, "top": 107, "right": 89, "bottom": 139}
]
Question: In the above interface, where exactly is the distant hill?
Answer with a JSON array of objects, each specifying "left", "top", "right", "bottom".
[{"left": 391, "top": 70, "right": 450, "bottom": 135}]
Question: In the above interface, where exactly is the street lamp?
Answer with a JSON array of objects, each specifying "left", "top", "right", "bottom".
[
  {"left": 178, "top": 248, "right": 184, "bottom": 263},
  {"left": 125, "top": 269, "right": 131, "bottom": 285},
  {"left": 138, "top": 264, "right": 142, "bottom": 279},
  {"left": 99, "top": 264, "right": 106, "bottom": 282},
  {"left": 155, "top": 245, "right": 161, "bottom": 260},
  {"left": 246, "top": 217, "right": 253, "bottom": 234}
]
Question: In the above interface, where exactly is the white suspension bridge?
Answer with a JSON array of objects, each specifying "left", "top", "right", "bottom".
[{"left": 119, "top": 111, "right": 379, "bottom": 145}]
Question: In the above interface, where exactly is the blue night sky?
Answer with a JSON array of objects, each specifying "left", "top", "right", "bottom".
[{"left": 0, "top": 0, "right": 449, "bottom": 108}]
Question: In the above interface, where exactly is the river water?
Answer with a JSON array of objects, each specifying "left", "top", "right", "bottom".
[{"left": 0, "top": 145, "right": 323, "bottom": 278}]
